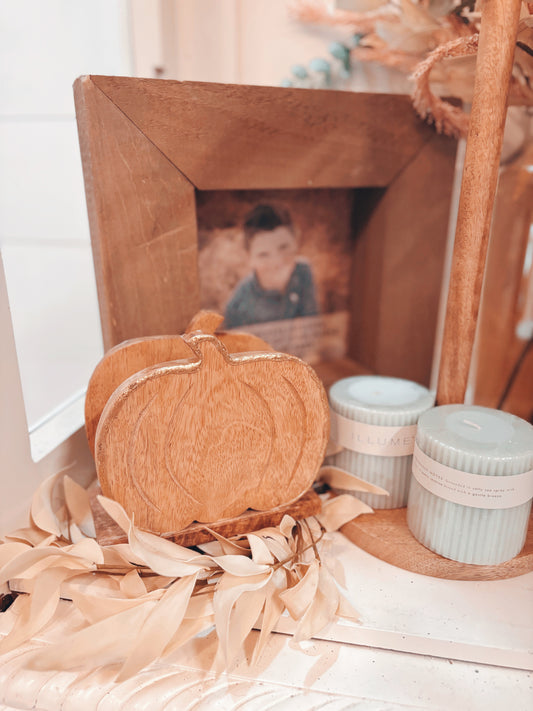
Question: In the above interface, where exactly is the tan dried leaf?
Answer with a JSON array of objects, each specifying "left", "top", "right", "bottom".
[
  {"left": 0, "top": 566, "right": 86, "bottom": 654},
  {"left": 163, "top": 615, "right": 215, "bottom": 657},
  {"left": 224, "top": 586, "right": 267, "bottom": 668},
  {"left": 70, "top": 589, "right": 163, "bottom": 625},
  {"left": 246, "top": 534, "right": 275, "bottom": 566},
  {"left": 215, "top": 554, "right": 270, "bottom": 577},
  {"left": 3, "top": 527, "right": 56, "bottom": 548},
  {"left": 63, "top": 475, "right": 96, "bottom": 538},
  {"left": 251, "top": 567, "right": 286, "bottom": 665},
  {"left": 120, "top": 570, "right": 147, "bottom": 598},
  {"left": 0, "top": 547, "right": 91, "bottom": 588},
  {"left": 293, "top": 564, "right": 339, "bottom": 643},
  {"left": 127, "top": 526, "right": 212, "bottom": 578},
  {"left": 30, "top": 471, "right": 65, "bottom": 536},
  {"left": 279, "top": 559, "right": 319, "bottom": 620},
  {"left": 29, "top": 602, "right": 156, "bottom": 671},
  {"left": 97, "top": 495, "right": 131, "bottom": 534},
  {"left": 200, "top": 528, "right": 251, "bottom": 555},
  {"left": 0, "top": 541, "right": 30, "bottom": 569},
  {"left": 116, "top": 573, "right": 199, "bottom": 681},
  {"left": 319, "top": 466, "right": 389, "bottom": 495},
  {"left": 316, "top": 495, "right": 373, "bottom": 532},
  {"left": 214, "top": 571, "right": 271, "bottom": 667}
]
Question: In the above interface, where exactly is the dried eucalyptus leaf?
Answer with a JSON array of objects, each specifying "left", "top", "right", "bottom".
[
  {"left": 316, "top": 495, "right": 373, "bottom": 532},
  {"left": 30, "top": 471, "right": 65, "bottom": 536},
  {"left": 128, "top": 525, "right": 212, "bottom": 577},
  {"left": 3, "top": 528, "right": 56, "bottom": 548},
  {"left": 279, "top": 515, "right": 297, "bottom": 540},
  {"left": 293, "top": 565, "right": 339, "bottom": 643},
  {"left": 0, "top": 566, "right": 85, "bottom": 654},
  {"left": 97, "top": 496, "right": 131, "bottom": 533},
  {"left": 116, "top": 573, "right": 199, "bottom": 682},
  {"left": 279, "top": 559, "right": 319, "bottom": 620},
  {"left": 251, "top": 567, "right": 286, "bottom": 665},
  {"left": 28, "top": 601, "right": 156, "bottom": 671},
  {"left": 246, "top": 534, "right": 275, "bottom": 566},
  {"left": 253, "top": 531, "right": 292, "bottom": 563},
  {"left": 215, "top": 554, "right": 270, "bottom": 577},
  {"left": 120, "top": 570, "right": 147, "bottom": 598},
  {"left": 214, "top": 572, "right": 271, "bottom": 668},
  {"left": 70, "top": 589, "right": 163, "bottom": 625},
  {"left": 225, "top": 586, "right": 267, "bottom": 668},
  {"left": 63, "top": 476, "right": 96, "bottom": 538},
  {"left": 163, "top": 615, "right": 215, "bottom": 657},
  {"left": 0, "top": 547, "right": 90, "bottom": 587},
  {"left": 201, "top": 529, "right": 250, "bottom": 555},
  {"left": 336, "top": 591, "right": 360, "bottom": 622},
  {"left": 184, "top": 590, "right": 215, "bottom": 619},
  {"left": 319, "top": 466, "right": 389, "bottom": 495},
  {"left": 0, "top": 542, "right": 30, "bottom": 568},
  {"left": 64, "top": 537, "right": 105, "bottom": 565}
]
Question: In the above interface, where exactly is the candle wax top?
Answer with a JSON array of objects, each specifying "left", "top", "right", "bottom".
[
  {"left": 416, "top": 404, "right": 533, "bottom": 475},
  {"left": 329, "top": 375, "right": 434, "bottom": 427}
]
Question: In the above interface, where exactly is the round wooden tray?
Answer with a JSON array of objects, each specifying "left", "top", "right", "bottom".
[{"left": 341, "top": 508, "right": 533, "bottom": 581}]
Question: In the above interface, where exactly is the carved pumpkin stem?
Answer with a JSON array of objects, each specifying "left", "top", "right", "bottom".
[{"left": 185, "top": 310, "right": 224, "bottom": 335}]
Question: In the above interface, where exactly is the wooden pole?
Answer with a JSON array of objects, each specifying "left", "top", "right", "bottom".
[{"left": 436, "top": 0, "right": 522, "bottom": 405}]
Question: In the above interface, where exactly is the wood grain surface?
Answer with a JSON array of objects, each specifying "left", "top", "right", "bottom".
[
  {"left": 342, "top": 508, "right": 533, "bottom": 581},
  {"left": 436, "top": 0, "right": 522, "bottom": 405},
  {"left": 349, "top": 134, "right": 456, "bottom": 385},
  {"left": 74, "top": 76, "right": 201, "bottom": 348},
  {"left": 95, "top": 332, "right": 329, "bottom": 533},
  {"left": 88, "top": 77, "right": 435, "bottom": 191},
  {"left": 89, "top": 484, "right": 321, "bottom": 547},
  {"left": 85, "top": 312, "right": 273, "bottom": 455}
]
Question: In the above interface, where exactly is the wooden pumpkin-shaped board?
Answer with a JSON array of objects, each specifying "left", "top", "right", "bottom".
[
  {"left": 95, "top": 332, "right": 329, "bottom": 533},
  {"left": 85, "top": 311, "right": 273, "bottom": 455}
]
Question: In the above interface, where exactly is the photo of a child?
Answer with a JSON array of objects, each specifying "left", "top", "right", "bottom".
[
  {"left": 197, "top": 188, "right": 353, "bottom": 363},
  {"left": 224, "top": 204, "right": 318, "bottom": 329}
]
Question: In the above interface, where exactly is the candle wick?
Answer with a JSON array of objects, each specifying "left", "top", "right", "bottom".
[{"left": 462, "top": 419, "right": 482, "bottom": 430}]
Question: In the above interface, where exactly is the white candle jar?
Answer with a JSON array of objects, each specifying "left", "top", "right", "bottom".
[
  {"left": 329, "top": 376, "right": 434, "bottom": 508},
  {"left": 407, "top": 405, "right": 533, "bottom": 565}
]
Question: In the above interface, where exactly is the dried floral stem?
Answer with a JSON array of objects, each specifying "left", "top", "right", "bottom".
[
  {"left": 411, "top": 33, "right": 479, "bottom": 138},
  {"left": 289, "top": 0, "right": 398, "bottom": 34},
  {"left": 0, "top": 472, "right": 378, "bottom": 679}
]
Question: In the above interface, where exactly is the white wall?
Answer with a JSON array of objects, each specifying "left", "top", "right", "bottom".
[{"left": 0, "top": 0, "right": 132, "bottom": 428}]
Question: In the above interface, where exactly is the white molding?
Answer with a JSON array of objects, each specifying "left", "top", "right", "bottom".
[{"left": 0, "top": 252, "right": 95, "bottom": 535}]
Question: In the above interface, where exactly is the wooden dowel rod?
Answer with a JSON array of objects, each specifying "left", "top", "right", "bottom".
[{"left": 436, "top": 0, "right": 522, "bottom": 405}]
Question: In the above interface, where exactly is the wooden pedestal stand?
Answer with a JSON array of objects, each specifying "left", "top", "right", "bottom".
[{"left": 341, "top": 0, "right": 533, "bottom": 581}]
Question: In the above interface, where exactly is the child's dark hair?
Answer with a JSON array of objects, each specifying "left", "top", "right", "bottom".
[{"left": 243, "top": 204, "right": 293, "bottom": 248}]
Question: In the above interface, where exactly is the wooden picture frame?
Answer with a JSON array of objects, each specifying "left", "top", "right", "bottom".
[{"left": 74, "top": 76, "right": 457, "bottom": 386}]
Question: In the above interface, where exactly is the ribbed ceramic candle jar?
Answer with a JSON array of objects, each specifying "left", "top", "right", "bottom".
[
  {"left": 407, "top": 405, "right": 533, "bottom": 565},
  {"left": 329, "top": 376, "right": 434, "bottom": 508}
]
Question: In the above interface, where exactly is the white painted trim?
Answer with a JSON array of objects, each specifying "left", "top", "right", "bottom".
[{"left": 0, "top": 251, "right": 95, "bottom": 535}]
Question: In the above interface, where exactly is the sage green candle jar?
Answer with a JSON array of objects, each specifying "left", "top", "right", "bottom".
[
  {"left": 407, "top": 405, "right": 533, "bottom": 565},
  {"left": 329, "top": 376, "right": 434, "bottom": 508}
]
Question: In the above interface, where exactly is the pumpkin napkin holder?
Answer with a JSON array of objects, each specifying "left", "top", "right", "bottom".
[{"left": 87, "top": 312, "right": 328, "bottom": 542}]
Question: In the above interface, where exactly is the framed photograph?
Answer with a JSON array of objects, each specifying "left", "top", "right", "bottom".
[
  {"left": 197, "top": 189, "right": 353, "bottom": 363},
  {"left": 74, "top": 76, "right": 457, "bottom": 386}
]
